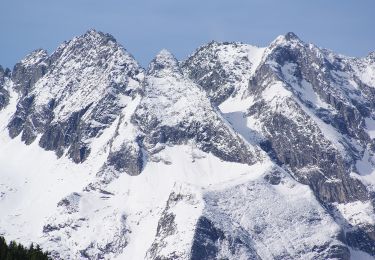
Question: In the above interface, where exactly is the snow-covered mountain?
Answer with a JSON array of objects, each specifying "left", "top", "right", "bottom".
[{"left": 1, "top": 29, "right": 375, "bottom": 259}]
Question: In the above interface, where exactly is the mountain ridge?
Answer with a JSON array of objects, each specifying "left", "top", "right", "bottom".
[{"left": 0, "top": 30, "right": 375, "bottom": 259}]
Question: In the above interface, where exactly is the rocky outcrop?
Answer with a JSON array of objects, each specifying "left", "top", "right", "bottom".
[
  {"left": 191, "top": 217, "right": 260, "bottom": 260},
  {"left": 244, "top": 34, "right": 371, "bottom": 206},
  {"left": 201, "top": 170, "right": 351, "bottom": 260},
  {"left": 133, "top": 49, "right": 260, "bottom": 166},
  {"left": 243, "top": 33, "right": 375, "bottom": 255},
  {"left": 8, "top": 29, "right": 144, "bottom": 162},
  {"left": 146, "top": 170, "right": 351, "bottom": 260},
  {"left": 265, "top": 33, "right": 370, "bottom": 142},
  {"left": 182, "top": 41, "right": 264, "bottom": 105},
  {"left": 180, "top": 32, "right": 375, "bottom": 256},
  {"left": 146, "top": 189, "right": 202, "bottom": 260},
  {"left": 11, "top": 49, "right": 49, "bottom": 96},
  {"left": 2, "top": 30, "right": 375, "bottom": 259},
  {"left": 247, "top": 100, "right": 368, "bottom": 203},
  {"left": 0, "top": 65, "right": 10, "bottom": 110}
]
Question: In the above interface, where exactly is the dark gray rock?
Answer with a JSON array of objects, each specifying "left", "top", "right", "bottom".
[
  {"left": 0, "top": 65, "right": 10, "bottom": 111},
  {"left": 39, "top": 104, "right": 92, "bottom": 162},
  {"left": 133, "top": 113, "right": 258, "bottom": 166},
  {"left": 248, "top": 105, "right": 368, "bottom": 203},
  {"left": 263, "top": 34, "right": 370, "bottom": 143},
  {"left": 11, "top": 49, "right": 49, "bottom": 95},
  {"left": 245, "top": 33, "right": 374, "bottom": 254},
  {"left": 247, "top": 34, "right": 370, "bottom": 204},
  {"left": 345, "top": 226, "right": 375, "bottom": 256},
  {"left": 8, "top": 95, "right": 41, "bottom": 141},
  {"left": 263, "top": 170, "right": 282, "bottom": 185},
  {"left": 146, "top": 192, "right": 182, "bottom": 259},
  {"left": 182, "top": 41, "right": 256, "bottom": 105},
  {"left": 57, "top": 192, "right": 81, "bottom": 214},
  {"left": 7, "top": 30, "right": 144, "bottom": 163},
  {"left": 191, "top": 217, "right": 260, "bottom": 260},
  {"left": 182, "top": 42, "right": 235, "bottom": 105},
  {"left": 132, "top": 49, "right": 259, "bottom": 167},
  {"left": 7, "top": 49, "right": 52, "bottom": 143},
  {"left": 106, "top": 140, "right": 144, "bottom": 176},
  {"left": 3, "top": 31, "right": 375, "bottom": 259}
]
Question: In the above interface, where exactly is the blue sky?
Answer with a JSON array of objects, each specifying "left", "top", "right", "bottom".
[{"left": 0, "top": 0, "right": 374, "bottom": 68}]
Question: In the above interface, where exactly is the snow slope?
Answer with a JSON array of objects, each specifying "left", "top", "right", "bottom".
[{"left": 1, "top": 30, "right": 375, "bottom": 259}]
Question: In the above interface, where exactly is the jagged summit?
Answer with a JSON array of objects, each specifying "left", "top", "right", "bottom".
[
  {"left": 182, "top": 39, "right": 265, "bottom": 105},
  {"left": 19, "top": 49, "right": 49, "bottom": 66},
  {"left": 284, "top": 31, "right": 301, "bottom": 41},
  {"left": 268, "top": 32, "right": 305, "bottom": 51},
  {"left": 68, "top": 29, "right": 118, "bottom": 47},
  {"left": 51, "top": 29, "right": 121, "bottom": 61},
  {"left": 31, "top": 29, "right": 142, "bottom": 110},
  {"left": 7, "top": 29, "right": 144, "bottom": 162},
  {"left": 1, "top": 30, "right": 375, "bottom": 259},
  {"left": 147, "top": 49, "right": 182, "bottom": 76},
  {"left": 83, "top": 28, "right": 117, "bottom": 42},
  {"left": 367, "top": 51, "right": 375, "bottom": 60},
  {"left": 134, "top": 46, "right": 260, "bottom": 166},
  {"left": 12, "top": 48, "right": 49, "bottom": 95},
  {"left": 154, "top": 49, "right": 176, "bottom": 62},
  {"left": 191, "top": 40, "right": 247, "bottom": 51},
  {"left": 0, "top": 65, "right": 11, "bottom": 78},
  {"left": 0, "top": 65, "right": 10, "bottom": 110}
]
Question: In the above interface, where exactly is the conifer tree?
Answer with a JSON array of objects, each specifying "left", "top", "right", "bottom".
[{"left": 0, "top": 236, "right": 50, "bottom": 260}]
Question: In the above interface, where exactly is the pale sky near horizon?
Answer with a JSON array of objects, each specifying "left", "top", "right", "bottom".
[{"left": 0, "top": 0, "right": 374, "bottom": 69}]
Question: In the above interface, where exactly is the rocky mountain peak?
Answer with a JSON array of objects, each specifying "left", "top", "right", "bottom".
[
  {"left": 50, "top": 29, "right": 122, "bottom": 64},
  {"left": 19, "top": 49, "right": 49, "bottom": 67},
  {"left": 0, "top": 65, "right": 10, "bottom": 110},
  {"left": 367, "top": 51, "right": 375, "bottom": 60},
  {"left": 4, "top": 68, "right": 11, "bottom": 78},
  {"left": 2, "top": 30, "right": 375, "bottom": 259},
  {"left": 7, "top": 30, "right": 144, "bottom": 163},
  {"left": 68, "top": 29, "right": 117, "bottom": 49},
  {"left": 182, "top": 40, "right": 265, "bottom": 105},
  {"left": 32, "top": 29, "right": 143, "bottom": 109},
  {"left": 284, "top": 32, "right": 301, "bottom": 41},
  {"left": 0, "top": 66, "right": 7, "bottom": 85},
  {"left": 83, "top": 28, "right": 116, "bottom": 42},
  {"left": 268, "top": 32, "right": 305, "bottom": 53},
  {"left": 147, "top": 49, "right": 182, "bottom": 77},
  {"left": 11, "top": 48, "right": 49, "bottom": 95},
  {"left": 132, "top": 46, "right": 260, "bottom": 166}
]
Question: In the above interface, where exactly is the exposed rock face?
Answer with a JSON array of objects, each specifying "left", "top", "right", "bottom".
[
  {"left": 133, "top": 49, "right": 260, "bottom": 166},
  {"left": 246, "top": 95, "right": 368, "bottom": 204},
  {"left": 11, "top": 49, "right": 49, "bottom": 95},
  {"left": 200, "top": 170, "right": 351, "bottom": 260},
  {"left": 146, "top": 190, "right": 195, "bottom": 260},
  {"left": 245, "top": 35, "right": 372, "bottom": 204},
  {"left": 8, "top": 29, "right": 144, "bottom": 162},
  {"left": 182, "top": 41, "right": 265, "bottom": 105},
  {"left": 43, "top": 189, "right": 131, "bottom": 260},
  {"left": 190, "top": 217, "right": 260, "bottom": 260},
  {"left": 0, "top": 65, "right": 10, "bottom": 110},
  {"left": 262, "top": 33, "right": 370, "bottom": 142},
  {"left": 2, "top": 30, "right": 375, "bottom": 259},
  {"left": 106, "top": 140, "right": 144, "bottom": 176},
  {"left": 183, "top": 33, "right": 375, "bottom": 256},
  {"left": 147, "top": 171, "right": 350, "bottom": 260}
]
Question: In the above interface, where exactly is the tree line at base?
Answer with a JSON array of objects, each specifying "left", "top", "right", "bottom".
[{"left": 0, "top": 236, "right": 50, "bottom": 260}]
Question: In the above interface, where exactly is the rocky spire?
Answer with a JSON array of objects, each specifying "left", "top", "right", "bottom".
[
  {"left": 147, "top": 49, "right": 182, "bottom": 77},
  {"left": 11, "top": 49, "right": 49, "bottom": 95}
]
